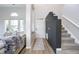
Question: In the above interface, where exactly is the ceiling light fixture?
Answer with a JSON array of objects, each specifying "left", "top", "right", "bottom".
[{"left": 11, "top": 12, "right": 18, "bottom": 17}]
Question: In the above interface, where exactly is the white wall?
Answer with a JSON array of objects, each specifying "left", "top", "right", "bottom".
[
  {"left": 62, "top": 4, "right": 79, "bottom": 44},
  {"left": 34, "top": 4, "right": 64, "bottom": 19},
  {"left": 31, "top": 5, "right": 35, "bottom": 32},
  {"left": 0, "top": 20, "right": 5, "bottom": 37},
  {"left": 33, "top": 4, "right": 64, "bottom": 38},
  {"left": 35, "top": 18, "right": 45, "bottom": 38},
  {"left": 63, "top": 4, "right": 79, "bottom": 25}
]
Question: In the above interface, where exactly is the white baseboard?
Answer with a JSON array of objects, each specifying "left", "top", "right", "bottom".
[
  {"left": 45, "top": 33, "right": 48, "bottom": 40},
  {"left": 56, "top": 48, "right": 62, "bottom": 54},
  {"left": 26, "top": 46, "right": 31, "bottom": 49}
]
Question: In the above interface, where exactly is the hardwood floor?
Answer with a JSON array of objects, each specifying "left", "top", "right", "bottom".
[
  {"left": 29, "top": 39, "right": 54, "bottom": 54},
  {"left": 20, "top": 27, "right": 79, "bottom": 54},
  {"left": 20, "top": 38, "right": 54, "bottom": 54}
]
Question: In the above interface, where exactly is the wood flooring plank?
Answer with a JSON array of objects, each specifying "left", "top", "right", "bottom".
[
  {"left": 20, "top": 38, "right": 54, "bottom": 54},
  {"left": 27, "top": 39, "right": 54, "bottom": 54}
]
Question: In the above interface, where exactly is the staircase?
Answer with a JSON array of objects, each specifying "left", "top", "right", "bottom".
[{"left": 61, "top": 27, "right": 79, "bottom": 54}]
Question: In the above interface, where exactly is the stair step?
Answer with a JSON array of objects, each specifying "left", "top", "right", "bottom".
[
  {"left": 62, "top": 44, "right": 79, "bottom": 50},
  {"left": 62, "top": 45, "right": 79, "bottom": 50},
  {"left": 62, "top": 42, "right": 76, "bottom": 46},
  {"left": 61, "top": 26, "right": 79, "bottom": 54},
  {"left": 62, "top": 39, "right": 74, "bottom": 43},
  {"left": 62, "top": 37, "right": 74, "bottom": 40},
  {"left": 62, "top": 28, "right": 65, "bottom": 30},
  {"left": 61, "top": 27, "right": 65, "bottom": 30},
  {"left": 62, "top": 31, "right": 67, "bottom": 33},
  {"left": 62, "top": 27, "right": 65, "bottom": 30},
  {"left": 61, "top": 28, "right": 67, "bottom": 31},
  {"left": 62, "top": 37, "right": 74, "bottom": 42},
  {"left": 62, "top": 33, "right": 70, "bottom": 37},
  {"left": 61, "top": 50, "right": 79, "bottom": 54}
]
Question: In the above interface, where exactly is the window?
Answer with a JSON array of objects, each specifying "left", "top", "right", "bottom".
[
  {"left": 20, "top": 20, "right": 24, "bottom": 32},
  {"left": 5, "top": 20, "right": 9, "bottom": 32},
  {"left": 10, "top": 20, "right": 18, "bottom": 32},
  {"left": 11, "top": 12, "right": 18, "bottom": 17},
  {"left": 5, "top": 20, "right": 24, "bottom": 32}
]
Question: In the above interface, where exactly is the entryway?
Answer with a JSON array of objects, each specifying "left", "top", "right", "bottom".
[{"left": 35, "top": 18, "right": 45, "bottom": 38}]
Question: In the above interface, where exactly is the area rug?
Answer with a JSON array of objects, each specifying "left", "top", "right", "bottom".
[{"left": 33, "top": 38, "right": 45, "bottom": 50}]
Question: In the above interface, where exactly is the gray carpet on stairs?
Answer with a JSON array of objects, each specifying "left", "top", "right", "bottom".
[{"left": 60, "top": 27, "right": 79, "bottom": 54}]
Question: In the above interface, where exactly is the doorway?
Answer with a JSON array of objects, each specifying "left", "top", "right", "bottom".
[{"left": 35, "top": 18, "right": 45, "bottom": 38}]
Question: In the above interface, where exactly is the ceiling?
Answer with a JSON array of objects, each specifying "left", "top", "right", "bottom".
[
  {"left": 0, "top": 4, "right": 26, "bottom": 20},
  {"left": 0, "top": 4, "right": 26, "bottom": 7}
]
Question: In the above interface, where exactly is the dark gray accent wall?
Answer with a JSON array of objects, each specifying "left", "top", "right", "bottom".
[{"left": 46, "top": 12, "right": 61, "bottom": 53}]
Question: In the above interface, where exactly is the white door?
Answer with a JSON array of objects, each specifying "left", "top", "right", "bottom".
[{"left": 35, "top": 19, "right": 45, "bottom": 38}]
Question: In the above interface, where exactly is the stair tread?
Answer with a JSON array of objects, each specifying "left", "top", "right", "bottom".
[
  {"left": 61, "top": 26, "right": 79, "bottom": 54},
  {"left": 62, "top": 37, "right": 74, "bottom": 39},
  {"left": 62, "top": 46, "right": 79, "bottom": 50},
  {"left": 62, "top": 33, "right": 70, "bottom": 35},
  {"left": 62, "top": 43, "right": 78, "bottom": 46},
  {"left": 62, "top": 40, "right": 74, "bottom": 44},
  {"left": 61, "top": 50, "right": 79, "bottom": 54},
  {"left": 61, "top": 30, "right": 67, "bottom": 32}
]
